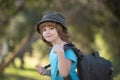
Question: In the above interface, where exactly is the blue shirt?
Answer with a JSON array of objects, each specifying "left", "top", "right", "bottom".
[{"left": 49, "top": 48, "right": 79, "bottom": 80}]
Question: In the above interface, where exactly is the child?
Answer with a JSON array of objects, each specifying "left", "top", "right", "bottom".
[{"left": 35, "top": 12, "right": 79, "bottom": 80}]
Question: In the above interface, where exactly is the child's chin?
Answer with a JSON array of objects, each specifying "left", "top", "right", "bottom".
[{"left": 46, "top": 39, "right": 53, "bottom": 42}]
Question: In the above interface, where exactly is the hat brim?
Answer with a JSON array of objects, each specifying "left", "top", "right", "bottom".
[{"left": 36, "top": 19, "right": 67, "bottom": 33}]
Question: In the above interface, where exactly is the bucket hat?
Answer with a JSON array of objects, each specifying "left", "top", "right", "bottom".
[{"left": 36, "top": 12, "right": 67, "bottom": 33}]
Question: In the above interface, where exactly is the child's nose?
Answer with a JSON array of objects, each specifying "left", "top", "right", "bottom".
[{"left": 45, "top": 29, "right": 51, "bottom": 33}]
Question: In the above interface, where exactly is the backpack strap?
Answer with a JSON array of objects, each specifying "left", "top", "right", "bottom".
[
  {"left": 44, "top": 64, "right": 50, "bottom": 69},
  {"left": 92, "top": 51, "right": 99, "bottom": 58},
  {"left": 64, "top": 43, "right": 83, "bottom": 59}
]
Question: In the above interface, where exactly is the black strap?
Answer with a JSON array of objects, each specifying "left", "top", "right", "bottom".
[
  {"left": 64, "top": 43, "right": 83, "bottom": 59},
  {"left": 44, "top": 64, "right": 50, "bottom": 69}
]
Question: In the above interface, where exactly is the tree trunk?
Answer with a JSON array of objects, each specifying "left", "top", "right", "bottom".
[{"left": 0, "top": 34, "right": 40, "bottom": 73}]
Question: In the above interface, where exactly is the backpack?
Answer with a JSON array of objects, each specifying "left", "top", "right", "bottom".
[{"left": 44, "top": 43, "right": 113, "bottom": 80}]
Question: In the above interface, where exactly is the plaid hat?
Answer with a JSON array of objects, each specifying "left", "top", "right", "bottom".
[{"left": 36, "top": 12, "right": 67, "bottom": 33}]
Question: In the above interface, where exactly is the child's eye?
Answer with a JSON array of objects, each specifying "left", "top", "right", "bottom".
[
  {"left": 42, "top": 28, "right": 46, "bottom": 32},
  {"left": 50, "top": 27, "right": 54, "bottom": 29}
]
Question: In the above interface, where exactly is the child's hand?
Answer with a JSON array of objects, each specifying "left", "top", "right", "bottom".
[
  {"left": 35, "top": 65, "right": 48, "bottom": 75},
  {"left": 53, "top": 43, "right": 65, "bottom": 54}
]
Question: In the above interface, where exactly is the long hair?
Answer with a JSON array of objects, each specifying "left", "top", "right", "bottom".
[{"left": 39, "top": 22, "right": 72, "bottom": 46}]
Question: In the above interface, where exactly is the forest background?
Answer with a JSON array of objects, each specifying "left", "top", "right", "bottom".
[{"left": 0, "top": 0, "right": 120, "bottom": 80}]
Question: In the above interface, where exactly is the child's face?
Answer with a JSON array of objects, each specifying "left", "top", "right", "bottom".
[{"left": 41, "top": 25, "right": 60, "bottom": 43}]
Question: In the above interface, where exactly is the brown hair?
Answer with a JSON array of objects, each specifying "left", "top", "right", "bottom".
[{"left": 39, "top": 22, "right": 72, "bottom": 46}]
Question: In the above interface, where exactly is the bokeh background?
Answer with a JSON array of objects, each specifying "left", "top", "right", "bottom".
[{"left": 0, "top": 0, "right": 120, "bottom": 80}]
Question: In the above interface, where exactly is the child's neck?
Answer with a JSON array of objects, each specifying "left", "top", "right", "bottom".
[{"left": 52, "top": 39, "right": 66, "bottom": 46}]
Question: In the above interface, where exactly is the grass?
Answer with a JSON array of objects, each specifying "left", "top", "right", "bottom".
[
  {"left": 2, "top": 66, "right": 50, "bottom": 80},
  {"left": 0, "top": 53, "right": 50, "bottom": 80},
  {"left": 114, "top": 73, "right": 120, "bottom": 80}
]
